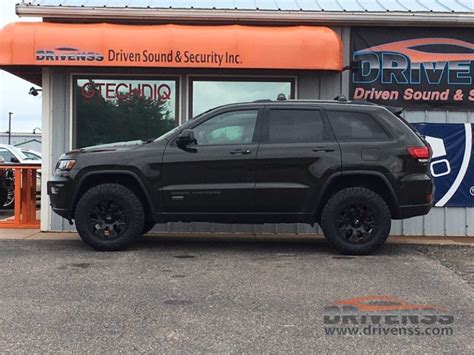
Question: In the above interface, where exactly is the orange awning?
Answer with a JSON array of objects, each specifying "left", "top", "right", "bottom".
[{"left": 0, "top": 22, "right": 342, "bottom": 71}]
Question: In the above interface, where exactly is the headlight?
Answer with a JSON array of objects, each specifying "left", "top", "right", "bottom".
[{"left": 56, "top": 159, "right": 76, "bottom": 171}]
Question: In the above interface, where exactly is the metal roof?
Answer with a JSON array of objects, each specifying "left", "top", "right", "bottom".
[{"left": 19, "top": 0, "right": 474, "bottom": 12}]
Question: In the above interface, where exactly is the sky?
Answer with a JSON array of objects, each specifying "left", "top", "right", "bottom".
[{"left": 0, "top": 0, "right": 42, "bottom": 133}]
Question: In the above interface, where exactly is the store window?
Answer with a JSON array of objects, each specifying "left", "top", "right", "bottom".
[
  {"left": 191, "top": 78, "right": 294, "bottom": 117},
  {"left": 74, "top": 77, "right": 178, "bottom": 148}
]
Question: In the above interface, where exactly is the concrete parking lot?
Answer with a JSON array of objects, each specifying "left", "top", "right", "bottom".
[{"left": 0, "top": 236, "right": 472, "bottom": 353}]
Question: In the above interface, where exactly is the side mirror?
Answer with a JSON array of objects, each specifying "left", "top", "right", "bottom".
[
  {"left": 10, "top": 157, "right": 20, "bottom": 163},
  {"left": 176, "top": 129, "right": 196, "bottom": 148}
]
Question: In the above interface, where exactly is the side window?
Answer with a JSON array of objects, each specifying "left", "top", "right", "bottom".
[
  {"left": 0, "top": 148, "right": 15, "bottom": 162},
  {"left": 193, "top": 110, "right": 258, "bottom": 145},
  {"left": 266, "top": 109, "right": 328, "bottom": 144},
  {"left": 327, "top": 110, "right": 390, "bottom": 141}
]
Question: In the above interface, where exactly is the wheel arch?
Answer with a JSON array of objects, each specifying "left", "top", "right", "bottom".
[
  {"left": 314, "top": 171, "right": 399, "bottom": 222},
  {"left": 71, "top": 170, "right": 155, "bottom": 222}
]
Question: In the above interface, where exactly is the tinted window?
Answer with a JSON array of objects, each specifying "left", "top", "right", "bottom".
[
  {"left": 266, "top": 109, "right": 326, "bottom": 144},
  {"left": 327, "top": 111, "right": 389, "bottom": 141},
  {"left": 193, "top": 110, "right": 258, "bottom": 145}
]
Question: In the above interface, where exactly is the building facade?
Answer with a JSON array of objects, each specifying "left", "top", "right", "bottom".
[
  {"left": 0, "top": 132, "right": 42, "bottom": 151},
  {"left": 1, "top": 0, "right": 473, "bottom": 236}
]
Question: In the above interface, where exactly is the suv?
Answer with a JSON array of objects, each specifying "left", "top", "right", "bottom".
[{"left": 48, "top": 99, "right": 433, "bottom": 254}]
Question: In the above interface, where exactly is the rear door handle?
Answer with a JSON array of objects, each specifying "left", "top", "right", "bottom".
[
  {"left": 230, "top": 148, "right": 252, "bottom": 155},
  {"left": 312, "top": 147, "right": 335, "bottom": 152}
]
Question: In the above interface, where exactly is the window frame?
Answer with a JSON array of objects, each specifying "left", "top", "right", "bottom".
[
  {"left": 72, "top": 74, "right": 180, "bottom": 149},
  {"left": 170, "top": 106, "right": 264, "bottom": 147},
  {"left": 260, "top": 106, "right": 335, "bottom": 145},
  {"left": 189, "top": 76, "right": 296, "bottom": 118},
  {"left": 325, "top": 109, "right": 393, "bottom": 142}
]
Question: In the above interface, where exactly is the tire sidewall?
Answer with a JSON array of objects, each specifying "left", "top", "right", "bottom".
[
  {"left": 321, "top": 187, "right": 391, "bottom": 255},
  {"left": 75, "top": 184, "right": 144, "bottom": 251}
]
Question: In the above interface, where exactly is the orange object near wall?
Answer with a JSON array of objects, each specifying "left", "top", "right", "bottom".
[
  {"left": 0, "top": 165, "right": 40, "bottom": 229},
  {"left": 0, "top": 22, "right": 343, "bottom": 71}
]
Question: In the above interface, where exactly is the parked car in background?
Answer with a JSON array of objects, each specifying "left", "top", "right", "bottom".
[
  {"left": 0, "top": 144, "right": 41, "bottom": 164},
  {"left": 0, "top": 156, "right": 10, "bottom": 208},
  {"left": 0, "top": 144, "right": 41, "bottom": 209}
]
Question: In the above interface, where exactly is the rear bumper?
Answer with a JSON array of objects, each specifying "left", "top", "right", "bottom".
[{"left": 395, "top": 202, "right": 433, "bottom": 219}]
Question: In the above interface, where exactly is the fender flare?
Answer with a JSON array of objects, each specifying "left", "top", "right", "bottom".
[
  {"left": 70, "top": 169, "right": 155, "bottom": 217},
  {"left": 314, "top": 170, "right": 399, "bottom": 220}
]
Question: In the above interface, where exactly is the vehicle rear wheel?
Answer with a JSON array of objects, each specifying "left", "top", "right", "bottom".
[
  {"left": 321, "top": 187, "right": 391, "bottom": 255},
  {"left": 1, "top": 186, "right": 14, "bottom": 210},
  {"left": 74, "top": 183, "right": 144, "bottom": 251},
  {"left": 0, "top": 187, "right": 7, "bottom": 208}
]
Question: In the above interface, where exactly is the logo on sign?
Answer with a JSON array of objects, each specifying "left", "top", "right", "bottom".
[
  {"left": 420, "top": 124, "right": 472, "bottom": 207},
  {"left": 36, "top": 47, "right": 104, "bottom": 62},
  {"left": 352, "top": 37, "right": 474, "bottom": 104}
]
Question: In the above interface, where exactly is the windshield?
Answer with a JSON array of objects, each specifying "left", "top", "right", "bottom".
[
  {"left": 22, "top": 151, "right": 41, "bottom": 160},
  {"left": 0, "top": 145, "right": 28, "bottom": 162}
]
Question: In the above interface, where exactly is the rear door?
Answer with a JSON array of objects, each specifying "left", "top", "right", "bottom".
[{"left": 255, "top": 106, "right": 341, "bottom": 213}]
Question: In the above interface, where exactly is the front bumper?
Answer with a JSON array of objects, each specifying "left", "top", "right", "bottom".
[{"left": 47, "top": 174, "right": 74, "bottom": 220}]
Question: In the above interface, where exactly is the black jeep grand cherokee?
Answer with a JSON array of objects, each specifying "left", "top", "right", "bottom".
[{"left": 48, "top": 99, "right": 433, "bottom": 254}]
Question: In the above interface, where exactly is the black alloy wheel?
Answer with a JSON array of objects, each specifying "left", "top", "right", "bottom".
[
  {"left": 335, "top": 203, "right": 376, "bottom": 244},
  {"left": 321, "top": 187, "right": 391, "bottom": 255},
  {"left": 87, "top": 199, "right": 129, "bottom": 239},
  {"left": 75, "top": 183, "right": 144, "bottom": 251}
]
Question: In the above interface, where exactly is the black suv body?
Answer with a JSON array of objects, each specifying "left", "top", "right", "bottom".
[{"left": 48, "top": 100, "right": 433, "bottom": 254}]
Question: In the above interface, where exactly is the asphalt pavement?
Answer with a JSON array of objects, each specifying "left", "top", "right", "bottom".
[{"left": 0, "top": 237, "right": 472, "bottom": 353}]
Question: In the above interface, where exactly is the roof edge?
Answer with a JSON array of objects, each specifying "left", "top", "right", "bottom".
[{"left": 16, "top": 7, "right": 474, "bottom": 27}]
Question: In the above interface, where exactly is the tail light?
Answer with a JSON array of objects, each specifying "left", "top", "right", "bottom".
[{"left": 407, "top": 146, "right": 431, "bottom": 161}]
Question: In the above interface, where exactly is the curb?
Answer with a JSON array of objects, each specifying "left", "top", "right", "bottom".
[{"left": 0, "top": 230, "right": 472, "bottom": 246}]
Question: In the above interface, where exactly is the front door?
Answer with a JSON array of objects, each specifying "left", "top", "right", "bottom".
[
  {"left": 255, "top": 106, "right": 341, "bottom": 214},
  {"left": 161, "top": 108, "right": 261, "bottom": 214}
]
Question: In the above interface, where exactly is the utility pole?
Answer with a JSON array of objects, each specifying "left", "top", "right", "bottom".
[{"left": 8, "top": 112, "right": 13, "bottom": 145}]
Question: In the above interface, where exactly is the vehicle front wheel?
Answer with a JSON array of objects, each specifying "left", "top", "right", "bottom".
[
  {"left": 320, "top": 187, "right": 391, "bottom": 255},
  {"left": 74, "top": 183, "right": 144, "bottom": 251}
]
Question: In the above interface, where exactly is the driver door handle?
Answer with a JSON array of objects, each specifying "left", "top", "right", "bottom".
[
  {"left": 230, "top": 148, "right": 252, "bottom": 155},
  {"left": 312, "top": 146, "right": 335, "bottom": 153}
]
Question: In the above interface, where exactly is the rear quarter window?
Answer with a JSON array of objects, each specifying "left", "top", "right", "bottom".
[{"left": 327, "top": 110, "right": 390, "bottom": 141}]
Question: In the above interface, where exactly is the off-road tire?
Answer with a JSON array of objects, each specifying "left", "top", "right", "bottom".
[
  {"left": 75, "top": 183, "right": 144, "bottom": 251},
  {"left": 321, "top": 187, "right": 391, "bottom": 255}
]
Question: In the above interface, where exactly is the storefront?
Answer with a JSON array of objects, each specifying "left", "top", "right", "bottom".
[{"left": 1, "top": 1, "right": 473, "bottom": 236}]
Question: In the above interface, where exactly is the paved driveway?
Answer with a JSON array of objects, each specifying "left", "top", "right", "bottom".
[{"left": 0, "top": 237, "right": 472, "bottom": 353}]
